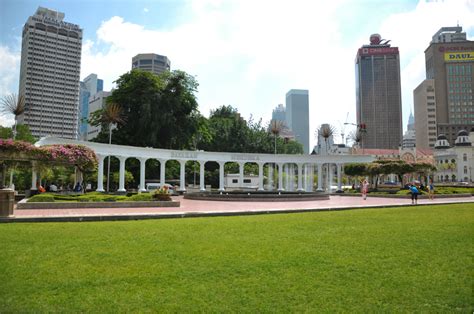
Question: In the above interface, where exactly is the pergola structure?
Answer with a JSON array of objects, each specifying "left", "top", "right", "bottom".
[{"left": 35, "top": 137, "right": 375, "bottom": 192}]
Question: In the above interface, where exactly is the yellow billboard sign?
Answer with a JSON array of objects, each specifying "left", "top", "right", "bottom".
[{"left": 444, "top": 52, "right": 474, "bottom": 62}]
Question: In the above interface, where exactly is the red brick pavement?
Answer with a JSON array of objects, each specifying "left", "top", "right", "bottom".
[{"left": 11, "top": 195, "right": 474, "bottom": 219}]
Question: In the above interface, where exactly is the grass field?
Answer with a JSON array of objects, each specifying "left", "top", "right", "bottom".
[{"left": 1, "top": 204, "right": 473, "bottom": 312}]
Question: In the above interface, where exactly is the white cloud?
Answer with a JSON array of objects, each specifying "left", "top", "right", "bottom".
[
  {"left": 143, "top": 7, "right": 149, "bottom": 13},
  {"left": 0, "top": 45, "right": 20, "bottom": 127}
]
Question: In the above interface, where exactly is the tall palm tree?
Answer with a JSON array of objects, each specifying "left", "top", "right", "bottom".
[
  {"left": 348, "top": 129, "right": 363, "bottom": 149},
  {"left": 317, "top": 124, "right": 336, "bottom": 154},
  {"left": 99, "top": 102, "right": 125, "bottom": 192},
  {"left": 269, "top": 119, "right": 284, "bottom": 154},
  {"left": 0, "top": 94, "right": 25, "bottom": 189}
]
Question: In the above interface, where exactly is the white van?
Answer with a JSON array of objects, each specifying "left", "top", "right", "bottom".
[{"left": 145, "top": 183, "right": 176, "bottom": 194}]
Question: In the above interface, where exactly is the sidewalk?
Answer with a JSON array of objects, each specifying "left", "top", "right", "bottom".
[{"left": 2, "top": 195, "right": 473, "bottom": 223}]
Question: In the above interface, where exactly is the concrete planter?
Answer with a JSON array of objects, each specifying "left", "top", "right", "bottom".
[
  {"left": 17, "top": 199, "right": 180, "bottom": 210},
  {"left": 0, "top": 189, "right": 15, "bottom": 217}
]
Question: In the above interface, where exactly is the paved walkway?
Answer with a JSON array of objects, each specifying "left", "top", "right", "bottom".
[{"left": 2, "top": 195, "right": 473, "bottom": 222}]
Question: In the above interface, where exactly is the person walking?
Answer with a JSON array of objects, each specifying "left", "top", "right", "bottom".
[
  {"left": 409, "top": 184, "right": 419, "bottom": 205},
  {"left": 428, "top": 181, "right": 435, "bottom": 200},
  {"left": 361, "top": 179, "right": 369, "bottom": 200}
]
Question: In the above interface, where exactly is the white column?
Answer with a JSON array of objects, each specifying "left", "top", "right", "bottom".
[
  {"left": 258, "top": 162, "right": 264, "bottom": 191},
  {"left": 289, "top": 164, "right": 295, "bottom": 191},
  {"left": 308, "top": 164, "right": 314, "bottom": 192},
  {"left": 118, "top": 156, "right": 127, "bottom": 192},
  {"left": 139, "top": 157, "right": 147, "bottom": 192},
  {"left": 31, "top": 162, "right": 37, "bottom": 190},
  {"left": 278, "top": 163, "right": 284, "bottom": 191},
  {"left": 303, "top": 165, "right": 308, "bottom": 191},
  {"left": 268, "top": 166, "right": 274, "bottom": 190},
  {"left": 96, "top": 155, "right": 105, "bottom": 192},
  {"left": 337, "top": 163, "right": 342, "bottom": 191},
  {"left": 239, "top": 162, "right": 245, "bottom": 188},
  {"left": 317, "top": 164, "right": 323, "bottom": 191},
  {"left": 179, "top": 160, "right": 186, "bottom": 192},
  {"left": 218, "top": 161, "right": 225, "bottom": 191},
  {"left": 328, "top": 164, "right": 334, "bottom": 193},
  {"left": 199, "top": 160, "right": 206, "bottom": 191},
  {"left": 159, "top": 159, "right": 166, "bottom": 187},
  {"left": 285, "top": 164, "right": 289, "bottom": 190},
  {"left": 297, "top": 163, "right": 304, "bottom": 191}
]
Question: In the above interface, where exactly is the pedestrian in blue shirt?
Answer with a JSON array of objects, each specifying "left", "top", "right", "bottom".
[{"left": 409, "top": 184, "right": 419, "bottom": 205}]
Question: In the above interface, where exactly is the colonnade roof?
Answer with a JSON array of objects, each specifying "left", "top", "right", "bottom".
[{"left": 35, "top": 137, "right": 375, "bottom": 165}]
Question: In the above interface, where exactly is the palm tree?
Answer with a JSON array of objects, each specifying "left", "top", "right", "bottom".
[
  {"left": 95, "top": 102, "right": 125, "bottom": 192},
  {"left": 269, "top": 119, "right": 284, "bottom": 154},
  {"left": 0, "top": 93, "right": 25, "bottom": 189},
  {"left": 348, "top": 129, "right": 363, "bottom": 149},
  {"left": 317, "top": 124, "right": 336, "bottom": 154}
]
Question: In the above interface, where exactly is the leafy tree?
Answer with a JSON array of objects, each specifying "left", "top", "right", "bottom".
[
  {"left": 94, "top": 69, "right": 200, "bottom": 150},
  {"left": 0, "top": 125, "right": 36, "bottom": 143},
  {"left": 344, "top": 163, "right": 367, "bottom": 177}
]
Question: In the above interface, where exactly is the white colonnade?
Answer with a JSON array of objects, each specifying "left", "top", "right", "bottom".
[{"left": 34, "top": 137, "right": 375, "bottom": 192}]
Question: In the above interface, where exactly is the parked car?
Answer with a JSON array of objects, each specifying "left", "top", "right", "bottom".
[{"left": 146, "top": 183, "right": 177, "bottom": 194}]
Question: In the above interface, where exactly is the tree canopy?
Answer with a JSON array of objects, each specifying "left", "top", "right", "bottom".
[{"left": 92, "top": 69, "right": 200, "bottom": 149}]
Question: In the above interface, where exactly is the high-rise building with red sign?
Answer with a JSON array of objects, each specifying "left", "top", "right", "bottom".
[
  {"left": 355, "top": 34, "right": 403, "bottom": 149},
  {"left": 422, "top": 26, "right": 474, "bottom": 146}
]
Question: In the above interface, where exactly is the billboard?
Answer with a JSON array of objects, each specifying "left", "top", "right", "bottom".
[
  {"left": 359, "top": 47, "right": 399, "bottom": 56},
  {"left": 444, "top": 52, "right": 474, "bottom": 62}
]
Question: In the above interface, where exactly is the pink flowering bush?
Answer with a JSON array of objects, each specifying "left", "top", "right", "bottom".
[
  {"left": 38, "top": 145, "right": 98, "bottom": 172},
  {"left": 0, "top": 140, "right": 97, "bottom": 172},
  {"left": 0, "top": 138, "right": 36, "bottom": 154}
]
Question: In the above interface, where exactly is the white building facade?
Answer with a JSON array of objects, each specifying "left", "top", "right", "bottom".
[{"left": 433, "top": 130, "right": 474, "bottom": 183}]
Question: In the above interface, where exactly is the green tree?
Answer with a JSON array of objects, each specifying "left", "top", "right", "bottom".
[
  {"left": 0, "top": 125, "right": 36, "bottom": 143},
  {"left": 95, "top": 69, "right": 201, "bottom": 150}
]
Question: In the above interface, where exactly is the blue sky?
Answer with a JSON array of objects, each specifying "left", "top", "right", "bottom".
[{"left": 1, "top": 0, "right": 473, "bottom": 148}]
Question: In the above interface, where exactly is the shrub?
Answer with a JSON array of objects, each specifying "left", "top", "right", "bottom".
[
  {"left": 28, "top": 194, "right": 55, "bottom": 202},
  {"left": 127, "top": 193, "right": 153, "bottom": 201}
]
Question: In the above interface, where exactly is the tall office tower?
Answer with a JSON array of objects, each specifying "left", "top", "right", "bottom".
[
  {"left": 402, "top": 111, "right": 416, "bottom": 149},
  {"left": 86, "top": 91, "right": 111, "bottom": 140},
  {"left": 131, "top": 53, "right": 171, "bottom": 76},
  {"left": 272, "top": 104, "right": 286, "bottom": 122},
  {"left": 285, "top": 89, "right": 309, "bottom": 154},
  {"left": 414, "top": 79, "right": 437, "bottom": 148},
  {"left": 17, "top": 7, "right": 82, "bottom": 139},
  {"left": 355, "top": 33, "right": 403, "bottom": 149},
  {"left": 78, "top": 74, "right": 103, "bottom": 140},
  {"left": 424, "top": 26, "right": 474, "bottom": 145}
]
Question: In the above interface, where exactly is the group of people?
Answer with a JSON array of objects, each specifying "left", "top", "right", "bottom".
[
  {"left": 36, "top": 181, "right": 85, "bottom": 193},
  {"left": 408, "top": 181, "right": 435, "bottom": 204},
  {"left": 360, "top": 179, "right": 435, "bottom": 204}
]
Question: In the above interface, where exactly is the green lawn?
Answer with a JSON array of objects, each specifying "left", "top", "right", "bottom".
[{"left": 1, "top": 204, "right": 473, "bottom": 312}]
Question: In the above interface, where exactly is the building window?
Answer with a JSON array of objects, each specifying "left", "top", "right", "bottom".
[
  {"left": 232, "top": 179, "right": 238, "bottom": 184},
  {"left": 464, "top": 166, "right": 468, "bottom": 174},
  {"left": 243, "top": 179, "right": 251, "bottom": 184},
  {"left": 463, "top": 153, "right": 467, "bottom": 162}
]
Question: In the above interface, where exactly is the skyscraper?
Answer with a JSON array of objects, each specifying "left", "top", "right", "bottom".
[
  {"left": 423, "top": 26, "right": 474, "bottom": 145},
  {"left": 79, "top": 74, "right": 103, "bottom": 140},
  {"left": 272, "top": 104, "right": 286, "bottom": 122},
  {"left": 285, "top": 90, "right": 309, "bottom": 154},
  {"left": 414, "top": 79, "right": 437, "bottom": 148},
  {"left": 355, "top": 33, "right": 403, "bottom": 149},
  {"left": 131, "top": 53, "right": 171, "bottom": 76},
  {"left": 17, "top": 7, "right": 82, "bottom": 139}
]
